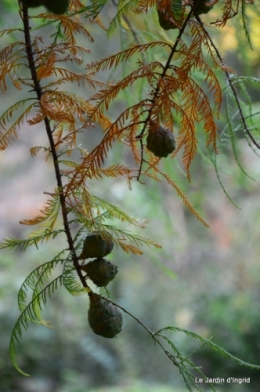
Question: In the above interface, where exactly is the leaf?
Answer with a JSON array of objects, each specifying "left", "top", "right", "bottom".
[
  {"left": 0, "top": 229, "right": 65, "bottom": 252},
  {"left": 107, "top": 0, "right": 140, "bottom": 37},
  {"left": 18, "top": 254, "right": 66, "bottom": 318},
  {"left": 241, "top": 0, "right": 253, "bottom": 50},
  {"left": 145, "top": 163, "right": 209, "bottom": 227},
  {"left": 0, "top": 28, "right": 23, "bottom": 37},
  {"left": 0, "top": 101, "right": 36, "bottom": 150},
  {"left": 224, "top": 78, "right": 256, "bottom": 181},
  {"left": 9, "top": 275, "right": 63, "bottom": 377},
  {"left": 20, "top": 193, "right": 61, "bottom": 232},
  {"left": 155, "top": 326, "right": 260, "bottom": 370},
  {"left": 62, "top": 260, "right": 89, "bottom": 296},
  {"left": 91, "top": 195, "right": 148, "bottom": 227}
]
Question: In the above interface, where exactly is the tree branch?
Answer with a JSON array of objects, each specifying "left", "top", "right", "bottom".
[{"left": 21, "top": 4, "right": 90, "bottom": 290}]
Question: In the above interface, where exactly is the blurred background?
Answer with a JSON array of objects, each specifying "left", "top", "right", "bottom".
[{"left": 1, "top": 1, "right": 260, "bottom": 391}]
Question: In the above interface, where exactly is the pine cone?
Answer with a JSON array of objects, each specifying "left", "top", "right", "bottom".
[
  {"left": 146, "top": 126, "right": 176, "bottom": 158},
  {"left": 43, "top": 0, "right": 70, "bottom": 14},
  {"left": 21, "top": 0, "right": 44, "bottom": 7},
  {"left": 81, "top": 258, "right": 118, "bottom": 287},
  {"left": 193, "top": 0, "right": 213, "bottom": 15},
  {"left": 88, "top": 293, "right": 123, "bottom": 338},
  {"left": 157, "top": 10, "right": 178, "bottom": 30},
  {"left": 78, "top": 231, "right": 114, "bottom": 260}
]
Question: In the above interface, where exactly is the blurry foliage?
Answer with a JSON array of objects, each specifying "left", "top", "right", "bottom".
[{"left": 192, "top": 291, "right": 260, "bottom": 391}]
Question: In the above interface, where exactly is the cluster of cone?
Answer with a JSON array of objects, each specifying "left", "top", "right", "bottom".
[{"left": 78, "top": 232, "right": 123, "bottom": 339}]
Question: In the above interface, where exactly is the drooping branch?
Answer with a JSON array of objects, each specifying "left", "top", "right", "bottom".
[
  {"left": 136, "top": 3, "right": 199, "bottom": 181},
  {"left": 21, "top": 4, "right": 89, "bottom": 290},
  {"left": 195, "top": 14, "right": 260, "bottom": 149}
]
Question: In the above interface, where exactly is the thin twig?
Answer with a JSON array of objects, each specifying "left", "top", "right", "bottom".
[
  {"left": 106, "top": 297, "right": 178, "bottom": 366},
  {"left": 195, "top": 14, "right": 260, "bottom": 149}
]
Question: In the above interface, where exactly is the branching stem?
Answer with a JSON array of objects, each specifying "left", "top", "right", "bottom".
[
  {"left": 136, "top": 4, "right": 197, "bottom": 181},
  {"left": 195, "top": 14, "right": 260, "bottom": 149},
  {"left": 106, "top": 297, "right": 179, "bottom": 367},
  {"left": 21, "top": 4, "right": 89, "bottom": 289}
]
